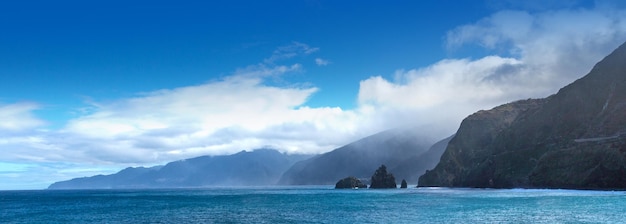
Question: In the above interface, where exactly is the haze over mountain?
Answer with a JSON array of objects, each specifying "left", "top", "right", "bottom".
[
  {"left": 278, "top": 128, "right": 451, "bottom": 185},
  {"left": 392, "top": 135, "right": 453, "bottom": 184},
  {"left": 419, "top": 41, "right": 626, "bottom": 190},
  {"left": 48, "top": 149, "right": 311, "bottom": 189}
]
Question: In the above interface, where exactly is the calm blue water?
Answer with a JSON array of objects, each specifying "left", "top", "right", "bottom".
[{"left": 1, "top": 186, "right": 625, "bottom": 223}]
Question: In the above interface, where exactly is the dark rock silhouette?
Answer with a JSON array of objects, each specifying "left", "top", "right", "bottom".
[
  {"left": 400, "top": 179, "right": 408, "bottom": 188},
  {"left": 419, "top": 41, "right": 626, "bottom": 190},
  {"left": 48, "top": 149, "right": 311, "bottom": 189},
  {"left": 370, "top": 165, "right": 397, "bottom": 189},
  {"left": 335, "top": 177, "right": 367, "bottom": 189}
]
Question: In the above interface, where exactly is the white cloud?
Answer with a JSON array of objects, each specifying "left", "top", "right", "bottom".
[
  {"left": 0, "top": 43, "right": 388, "bottom": 189},
  {"left": 357, "top": 6, "right": 626, "bottom": 137},
  {"left": 51, "top": 64, "right": 383, "bottom": 164},
  {"left": 233, "top": 63, "right": 302, "bottom": 79},
  {"left": 485, "top": 0, "right": 584, "bottom": 11},
  {"left": 0, "top": 102, "right": 45, "bottom": 131},
  {"left": 264, "top": 41, "right": 319, "bottom": 64},
  {"left": 315, "top": 58, "right": 330, "bottom": 66},
  {"left": 446, "top": 8, "right": 626, "bottom": 78}
]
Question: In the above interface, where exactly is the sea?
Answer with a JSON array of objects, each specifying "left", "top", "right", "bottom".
[{"left": 1, "top": 186, "right": 625, "bottom": 223}]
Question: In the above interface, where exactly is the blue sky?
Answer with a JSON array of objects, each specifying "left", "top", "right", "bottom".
[
  {"left": 1, "top": 1, "right": 489, "bottom": 115},
  {"left": 2, "top": 0, "right": 626, "bottom": 189}
]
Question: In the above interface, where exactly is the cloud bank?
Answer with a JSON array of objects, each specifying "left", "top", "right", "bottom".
[
  {"left": 358, "top": 6, "right": 626, "bottom": 134},
  {"left": 60, "top": 74, "right": 367, "bottom": 163}
]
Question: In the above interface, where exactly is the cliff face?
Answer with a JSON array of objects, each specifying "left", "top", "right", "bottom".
[
  {"left": 419, "top": 41, "right": 626, "bottom": 190},
  {"left": 419, "top": 99, "right": 546, "bottom": 188}
]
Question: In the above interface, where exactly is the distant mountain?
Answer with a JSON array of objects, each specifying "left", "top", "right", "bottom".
[
  {"left": 48, "top": 149, "right": 312, "bottom": 189},
  {"left": 419, "top": 41, "right": 626, "bottom": 190},
  {"left": 278, "top": 128, "right": 450, "bottom": 185}
]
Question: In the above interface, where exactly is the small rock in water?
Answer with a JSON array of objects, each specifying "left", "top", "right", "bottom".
[
  {"left": 400, "top": 179, "right": 407, "bottom": 188},
  {"left": 335, "top": 176, "right": 367, "bottom": 189}
]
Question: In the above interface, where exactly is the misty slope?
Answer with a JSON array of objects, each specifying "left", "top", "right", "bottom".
[
  {"left": 419, "top": 41, "right": 626, "bottom": 190},
  {"left": 392, "top": 135, "right": 453, "bottom": 184},
  {"left": 278, "top": 128, "right": 447, "bottom": 185},
  {"left": 48, "top": 149, "right": 311, "bottom": 189}
]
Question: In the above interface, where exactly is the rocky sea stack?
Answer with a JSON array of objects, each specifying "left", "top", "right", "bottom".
[
  {"left": 419, "top": 41, "right": 626, "bottom": 190},
  {"left": 370, "top": 165, "right": 397, "bottom": 189},
  {"left": 335, "top": 177, "right": 367, "bottom": 189}
]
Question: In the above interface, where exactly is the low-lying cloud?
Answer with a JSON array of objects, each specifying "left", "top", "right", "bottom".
[{"left": 358, "top": 6, "right": 626, "bottom": 135}]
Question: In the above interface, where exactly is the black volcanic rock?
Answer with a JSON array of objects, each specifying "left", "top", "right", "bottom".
[
  {"left": 278, "top": 127, "right": 439, "bottom": 185},
  {"left": 370, "top": 165, "right": 397, "bottom": 189},
  {"left": 335, "top": 177, "right": 367, "bottom": 189},
  {"left": 400, "top": 179, "right": 408, "bottom": 188},
  {"left": 419, "top": 41, "right": 626, "bottom": 190},
  {"left": 48, "top": 149, "right": 311, "bottom": 189}
]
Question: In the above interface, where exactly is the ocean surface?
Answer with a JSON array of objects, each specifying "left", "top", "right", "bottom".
[{"left": 2, "top": 186, "right": 625, "bottom": 223}]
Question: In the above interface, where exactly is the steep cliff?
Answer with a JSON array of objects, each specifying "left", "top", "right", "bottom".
[{"left": 419, "top": 41, "right": 626, "bottom": 190}]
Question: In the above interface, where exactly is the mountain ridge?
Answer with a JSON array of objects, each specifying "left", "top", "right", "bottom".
[{"left": 48, "top": 149, "right": 311, "bottom": 189}]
